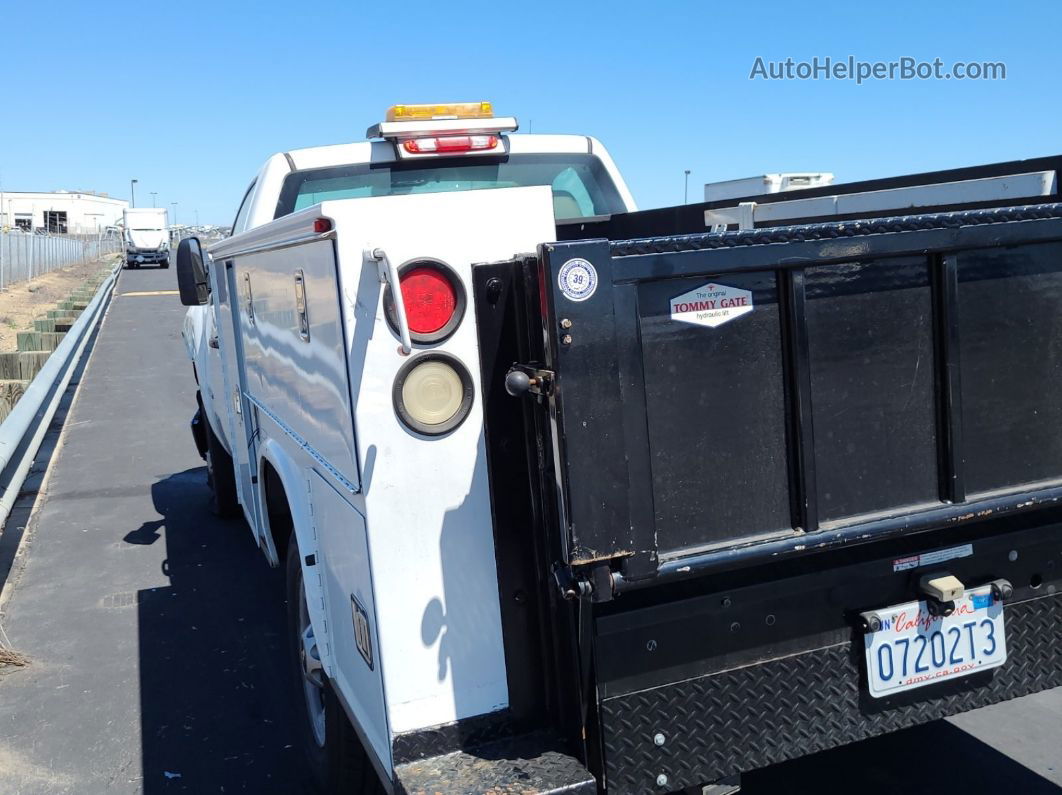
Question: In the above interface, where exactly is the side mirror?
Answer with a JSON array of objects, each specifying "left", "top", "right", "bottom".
[{"left": 176, "top": 237, "right": 209, "bottom": 306}]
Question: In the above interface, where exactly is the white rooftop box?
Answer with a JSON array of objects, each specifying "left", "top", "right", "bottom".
[{"left": 705, "top": 172, "right": 835, "bottom": 202}]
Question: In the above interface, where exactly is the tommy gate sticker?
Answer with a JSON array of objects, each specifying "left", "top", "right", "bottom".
[{"left": 670, "top": 282, "right": 753, "bottom": 328}]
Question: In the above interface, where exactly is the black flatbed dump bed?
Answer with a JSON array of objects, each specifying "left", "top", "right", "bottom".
[
  {"left": 547, "top": 203, "right": 1062, "bottom": 586},
  {"left": 469, "top": 166, "right": 1062, "bottom": 794}
]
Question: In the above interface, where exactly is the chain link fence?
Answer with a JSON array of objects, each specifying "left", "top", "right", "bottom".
[{"left": 0, "top": 230, "right": 123, "bottom": 289}]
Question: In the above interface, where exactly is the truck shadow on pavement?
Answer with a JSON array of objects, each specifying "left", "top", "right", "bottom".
[
  {"left": 130, "top": 467, "right": 309, "bottom": 793},
  {"left": 741, "top": 718, "right": 1062, "bottom": 794}
]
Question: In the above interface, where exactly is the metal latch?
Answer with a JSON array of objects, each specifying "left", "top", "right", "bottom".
[
  {"left": 241, "top": 272, "right": 255, "bottom": 326},
  {"left": 294, "top": 268, "right": 310, "bottom": 342},
  {"left": 504, "top": 364, "right": 554, "bottom": 397}
]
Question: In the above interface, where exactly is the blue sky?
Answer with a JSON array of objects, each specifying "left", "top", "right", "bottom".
[{"left": 2, "top": 0, "right": 1059, "bottom": 225}]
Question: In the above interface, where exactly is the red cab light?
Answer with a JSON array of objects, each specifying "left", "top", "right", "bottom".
[
  {"left": 402, "top": 135, "right": 499, "bottom": 155},
  {"left": 314, "top": 217, "right": 333, "bottom": 233},
  {"left": 401, "top": 266, "right": 458, "bottom": 334}
]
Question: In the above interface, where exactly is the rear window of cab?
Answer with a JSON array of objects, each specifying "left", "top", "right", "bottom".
[{"left": 274, "top": 153, "right": 625, "bottom": 222}]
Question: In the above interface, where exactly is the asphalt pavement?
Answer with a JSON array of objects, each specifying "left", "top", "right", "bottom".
[
  {"left": 0, "top": 262, "right": 1057, "bottom": 793},
  {"left": 0, "top": 263, "right": 307, "bottom": 793}
]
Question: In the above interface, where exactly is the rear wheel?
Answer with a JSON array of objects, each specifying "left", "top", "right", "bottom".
[
  {"left": 286, "top": 535, "right": 383, "bottom": 794},
  {"left": 205, "top": 421, "right": 239, "bottom": 518}
]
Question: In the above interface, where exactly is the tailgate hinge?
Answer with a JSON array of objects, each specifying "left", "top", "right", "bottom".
[{"left": 553, "top": 563, "right": 614, "bottom": 603}]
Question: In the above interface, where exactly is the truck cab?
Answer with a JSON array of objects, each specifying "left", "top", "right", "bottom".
[
  {"left": 185, "top": 103, "right": 635, "bottom": 475},
  {"left": 123, "top": 207, "right": 170, "bottom": 268},
  {"left": 230, "top": 108, "right": 634, "bottom": 237}
]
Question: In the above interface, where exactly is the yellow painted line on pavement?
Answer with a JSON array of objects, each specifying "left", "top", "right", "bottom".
[{"left": 120, "top": 290, "right": 180, "bottom": 297}]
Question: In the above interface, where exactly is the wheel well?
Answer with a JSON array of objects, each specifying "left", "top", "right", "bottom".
[{"left": 261, "top": 461, "right": 293, "bottom": 560}]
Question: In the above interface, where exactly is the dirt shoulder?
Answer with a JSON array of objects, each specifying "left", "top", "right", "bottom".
[{"left": 0, "top": 257, "right": 118, "bottom": 354}]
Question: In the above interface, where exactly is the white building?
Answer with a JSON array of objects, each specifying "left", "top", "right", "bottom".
[{"left": 0, "top": 191, "right": 128, "bottom": 234}]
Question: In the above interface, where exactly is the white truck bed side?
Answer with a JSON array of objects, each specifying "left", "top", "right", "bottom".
[
  {"left": 330, "top": 186, "right": 557, "bottom": 734},
  {"left": 205, "top": 185, "right": 558, "bottom": 772}
]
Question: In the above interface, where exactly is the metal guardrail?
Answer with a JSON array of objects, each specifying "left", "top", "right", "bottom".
[
  {"left": 0, "top": 259, "right": 120, "bottom": 533},
  {"left": 0, "top": 230, "right": 123, "bottom": 290}
]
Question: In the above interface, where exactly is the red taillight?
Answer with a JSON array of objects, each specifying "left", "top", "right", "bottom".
[
  {"left": 402, "top": 135, "right": 499, "bottom": 154},
  {"left": 400, "top": 267, "right": 458, "bottom": 334},
  {"left": 386, "top": 260, "right": 466, "bottom": 344},
  {"left": 314, "top": 217, "right": 333, "bottom": 233}
]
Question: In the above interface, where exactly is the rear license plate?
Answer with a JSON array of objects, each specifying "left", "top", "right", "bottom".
[{"left": 864, "top": 585, "right": 1006, "bottom": 698}]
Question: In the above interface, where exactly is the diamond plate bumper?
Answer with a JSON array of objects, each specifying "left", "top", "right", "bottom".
[{"left": 599, "top": 593, "right": 1062, "bottom": 794}]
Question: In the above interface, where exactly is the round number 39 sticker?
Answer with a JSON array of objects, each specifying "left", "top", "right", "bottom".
[{"left": 558, "top": 258, "right": 598, "bottom": 302}]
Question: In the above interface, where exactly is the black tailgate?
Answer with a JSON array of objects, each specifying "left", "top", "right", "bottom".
[{"left": 536, "top": 204, "right": 1062, "bottom": 588}]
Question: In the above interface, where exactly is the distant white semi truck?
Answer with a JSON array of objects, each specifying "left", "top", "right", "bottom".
[{"left": 123, "top": 207, "right": 169, "bottom": 268}]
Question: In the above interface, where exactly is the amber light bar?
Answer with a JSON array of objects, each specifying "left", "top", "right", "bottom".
[{"left": 386, "top": 102, "right": 494, "bottom": 122}]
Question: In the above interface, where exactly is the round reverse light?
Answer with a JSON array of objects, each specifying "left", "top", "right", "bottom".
[
  {"left": 385, "top": 259, "right": 466, "bottom": 344},
  {"left": 393, "top": 353, "right": 474, "bottom": 436}
]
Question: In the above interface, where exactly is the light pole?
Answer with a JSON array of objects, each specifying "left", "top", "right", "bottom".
[
  {"left": 130, "top": 178, "right": 138, "bottom": 208},
  {"left": 195, "top": 209, "right": 200, "bottom": 227},
  {"left": 171, "top": 202, "right": 178, "bottom": 228},
  {"left": 684, "top": 170, "right": 691, "bottom": 205},
  {"left": 150, "top": 192, "right": 157, "bottom": 208}
]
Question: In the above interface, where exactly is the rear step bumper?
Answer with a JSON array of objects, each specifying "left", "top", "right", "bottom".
[
  {"left": 600, "top": 593, "right": 1062, "bottom": 793},
  {"left": 594, "top": 522, "right": 1062, "bottom": 794},
  {"left": 393, "top": 732, "right": 595, "bottom": 794}
]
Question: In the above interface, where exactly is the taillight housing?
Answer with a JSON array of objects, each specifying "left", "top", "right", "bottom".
[
  {"left": 393, "top": 352, "right": 474, "bottom": 436},
  {"left": 384, "top": 259, "right": 466, "bottom": 344}
]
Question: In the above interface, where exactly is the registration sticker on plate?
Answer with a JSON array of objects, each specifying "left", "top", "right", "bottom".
[{"left": 864, "top": 585, "right": 1006, "bottom": 699}]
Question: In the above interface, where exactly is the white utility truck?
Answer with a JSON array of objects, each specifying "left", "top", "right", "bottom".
[
  {"left": 178, "top": 103, "right": 1062, "bottom": 794},
  {"left": 123, "top": 207, "right": 169, "bottom": 268}
]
